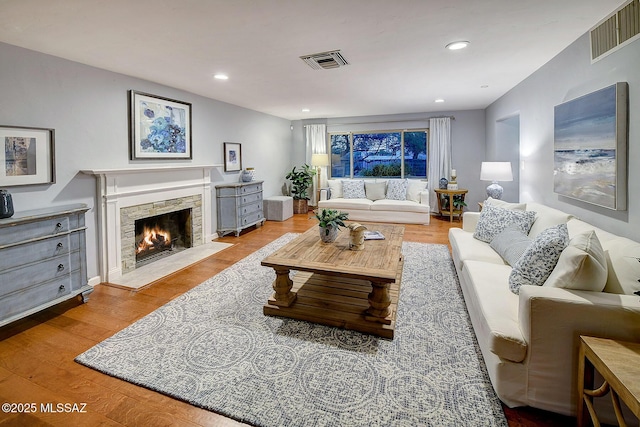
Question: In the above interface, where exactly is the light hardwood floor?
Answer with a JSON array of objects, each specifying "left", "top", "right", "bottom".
[{"left": 0, "top": 214, "right": 573, "bottom": 426}]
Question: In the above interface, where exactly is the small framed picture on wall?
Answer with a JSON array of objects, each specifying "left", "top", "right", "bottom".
[
  {"left": 0, "top": 125, "right": 55, "bottom": 186},
  {"left": 224, "top": 142, "right": 242, "bottom": 172}
]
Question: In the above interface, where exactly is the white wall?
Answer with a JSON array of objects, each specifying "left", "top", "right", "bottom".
[
  {"left": 486, "top": 33, "right": 640, "bottom": 240},
  {"left": 0, "top": 42, "right": 292, "bottom": 279},
  {"left": 291, "top": 109, "right": 488, "bottom": 210}
]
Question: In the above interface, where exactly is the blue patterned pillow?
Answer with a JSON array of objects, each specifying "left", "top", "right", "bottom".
[
  {"left": 342, "top": 180, "right": 366, "bottom": 199},
  {"left": 386, "top": 179, "right": 407, "bottom": 200},
  {"left": 473, "top": 204, "right": 536, "bottom": 243},
  {"left": 509, "top": 224, "right": 569, "bottom": 294}
]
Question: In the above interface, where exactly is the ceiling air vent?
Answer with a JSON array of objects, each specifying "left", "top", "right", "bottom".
[
  {"left": 590, "top": 0, "right": 639, "bottom": 61},
  {"left": 300, "top": 50, "right": 349, "bottom": 70}
]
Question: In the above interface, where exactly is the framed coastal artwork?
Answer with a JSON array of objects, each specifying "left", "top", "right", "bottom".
[
  {"left": 129, "top": 90, "right": 192, "bottom": 160},
  {"left": 553, "top": 82, "right": 628, "bottom": 210},
  {"left": 224, "top": 142, "right": 242, "bottom": 172},
  {"left": 0, "top": 125, "right": 55, "bottom": 186}
]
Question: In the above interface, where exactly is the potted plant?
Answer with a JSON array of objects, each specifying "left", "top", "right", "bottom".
[
  {"left": 285, "top": 164, "right": 316, "bottom": 214},
  {"left": 313, "top": 208, "right": 349, "bottom": 243}
]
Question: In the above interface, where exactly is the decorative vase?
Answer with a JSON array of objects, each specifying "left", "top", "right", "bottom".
[
  {"left": 0, "top": 189, "right": 14, "bottom": 219},
  {"left": 439, "top": 178, "right": 448, "bottom": 189},
  {"left": 319, "top": 225, "right": 339, "bottom": 243},
  {"left": 241, "top": 168, "right": 255, "bottom": 182}
]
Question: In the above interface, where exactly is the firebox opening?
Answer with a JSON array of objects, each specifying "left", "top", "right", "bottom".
[{"left": 134, "top": 208, "right": 192, "bottom": 268}]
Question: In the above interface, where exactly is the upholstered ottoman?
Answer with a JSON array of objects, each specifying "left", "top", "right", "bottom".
[{"left": 264, "top": 196, "right": 293, "bottom": 221}]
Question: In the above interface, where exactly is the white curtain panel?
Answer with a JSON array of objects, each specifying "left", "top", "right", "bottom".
[
  {"left": 305, "top": 124, "right": 327, "bottom": 205},
  {"left": 428, "top": 118, "right": 451, "bottom": 212}
]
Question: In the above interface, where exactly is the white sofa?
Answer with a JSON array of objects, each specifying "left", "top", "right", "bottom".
[
  {"left": 318, "top": 178, "right": 430, "bottom": 224},
  {"left": 449, "top": 199, "right": 640, "bottom": 417}
]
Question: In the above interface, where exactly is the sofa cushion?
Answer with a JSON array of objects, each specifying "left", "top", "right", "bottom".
[
  {"left": 449, "top": 228, "right": 506, "bottom": 271},
  {"left": 473, "top": 204, "right": 537, "bottom": 243},
  {"left": 490, "top": 226, "right": 532, "bottom": 266},
  {"left": 461, "top": 260, "right": 527, "bottom": 362},
  {"left": 342, "top": 180, "right": 366, "bottom": 199},
  {"left": 603, "top": 238, "right": 640, "bottom": 295},
  {"left": 365, "top": 181, "right": 387, "bottom": 201},
  {"left": 485, "top": 197, "right": 526, "bottom": 210},
  {"left": 371, "top": 199, "right": 430, "bottom": 213},
  {"left": 327, "top": 179, "right": 343, "bottom": 199},
  {"left": 318, "top": 198, "right": 372, "bottom": 210},
  {"left": 386, "top": 179, "right": 408, "bottom": 200},
  {"left": 509, "top": 224, "right": 569, "bottom": 294},
  {"left": 526, "top": 203, "right": 573, "bottom": 239},
  {"left": 544, "top": 230, "right": 607, "bottom": 292},
  {"left": 406, "top": 179, "right": 428, "bottom": 203}
]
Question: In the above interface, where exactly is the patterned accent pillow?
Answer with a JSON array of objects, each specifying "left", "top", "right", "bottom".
[
  {"left": 473, "top": 204, "right": 537, "bottom": 243},
  {"left": 490, "top": 225, "right": 532, "bottom": 266},
  {"left": 386, "top": 179, "right": 408, "bottom": 200},
  {"left": 509, "top": 224, "right": 569, "bottom": 294},
  {"left": 342, "top": 180, "right": 366, "bottom": 199}
]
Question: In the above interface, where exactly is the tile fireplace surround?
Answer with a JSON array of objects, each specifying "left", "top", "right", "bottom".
[{"left": 82, "top": 165, "right": 220, "bottom": 284}]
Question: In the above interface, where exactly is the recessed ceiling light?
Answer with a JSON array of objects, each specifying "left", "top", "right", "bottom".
[
  {"left": 213, "top": 73, "right": 228, "bottom": 80},
  {"left": 435, "top": 99, "right": 445, "bottom": 103},
  {"left": 302, "top": 108, "right": 310, "bottom": 112},
  {"left": 445, "top": 41, "right": 469, "bottom": 50},
  {"left": 480, "top": 85, "right": 489, "bottom": 88}
]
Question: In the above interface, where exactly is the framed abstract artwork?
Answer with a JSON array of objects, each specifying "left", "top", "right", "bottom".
[
  {"left": 224, "top": 142, "right": 242, "bottom": 172},
  {"left": 0, "top": 125, "right": 55, "bottom": 186},
  {"left": 129, "top": 90, "right": 192, "bottom": 160},
  {"left": 553, "top": 82, "right": 628, "bottom": 210}
]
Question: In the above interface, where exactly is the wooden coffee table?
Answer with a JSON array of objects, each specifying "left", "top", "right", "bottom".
[{"left": 261, "top": 223, "right": 404, "bottom": 338}]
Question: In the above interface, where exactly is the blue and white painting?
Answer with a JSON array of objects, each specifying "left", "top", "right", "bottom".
[{"left": 554, "top": 83, "right": 627, "bottom": 210}]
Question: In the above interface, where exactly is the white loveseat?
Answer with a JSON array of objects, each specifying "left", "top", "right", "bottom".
[
  {"left": 318, "top": 178, "right": 430, "bottom": 224},
  {"left": 449, "top": 199, "right": 640, "bottom": 417}
]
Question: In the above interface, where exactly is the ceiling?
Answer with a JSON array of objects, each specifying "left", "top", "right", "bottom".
[{"left": 0, "top": 0, "right": 626, "bottom": 120}]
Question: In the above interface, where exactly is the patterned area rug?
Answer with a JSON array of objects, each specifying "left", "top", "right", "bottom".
[{"left": 76, "top": 234, "right": 507, "bottom": 427}]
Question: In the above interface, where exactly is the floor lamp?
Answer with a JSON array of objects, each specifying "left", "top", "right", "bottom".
[{"left": 311, "top": 153, "right": 330, "bottom": 206}]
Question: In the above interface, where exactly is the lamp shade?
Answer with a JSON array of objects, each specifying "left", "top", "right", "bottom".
[
  {"left": 480, "top": 162, "right": 513, "bottom": 182},
  {"left": 311, "top": 153, "right": 330, "bottom": 167}
]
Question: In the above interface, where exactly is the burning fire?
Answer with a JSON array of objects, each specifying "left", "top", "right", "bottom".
[{"left": 136, "top": 225, "right": 171, "bottom": 254}]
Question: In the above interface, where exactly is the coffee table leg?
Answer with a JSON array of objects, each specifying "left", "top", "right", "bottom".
[
  {"left": 269, "top": 267, "right": 297, "bottom": 307},
  {"left": 366, "top": 281, "right": 391, "bottom": 320}
]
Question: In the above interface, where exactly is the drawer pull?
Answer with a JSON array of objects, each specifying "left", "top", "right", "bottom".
[
  {"left": 57, "top": 242, "right": 63, "bottom": 249},
  {"left": 58, "top": 264, "right": 65, "bottom": 271},
  {"left": 56, "top": 222, "right": 63, "bottom": 229},
  {"left": 59, "top": 285, "right": 65, "bottom": 291}
]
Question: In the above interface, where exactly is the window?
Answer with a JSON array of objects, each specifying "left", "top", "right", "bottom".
[{"left": 329, "top": 130, "right": 427, "bottom": 178}]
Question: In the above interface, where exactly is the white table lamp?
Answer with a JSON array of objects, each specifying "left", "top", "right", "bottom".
[{"left": 480, "top": 162, "right": 513, "bottom": 200}]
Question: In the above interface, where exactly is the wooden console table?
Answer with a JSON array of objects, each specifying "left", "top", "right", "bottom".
[
  {"left": 577, "top": 336, "right": 640, "bottom": 427},
  {"left": 434, "top": 188, "right": 468, "bottom": 222}
]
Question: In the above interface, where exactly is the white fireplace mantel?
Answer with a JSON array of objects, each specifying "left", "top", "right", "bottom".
[{"left": 82, "top": 165, "right": 222, "bottom": 282}]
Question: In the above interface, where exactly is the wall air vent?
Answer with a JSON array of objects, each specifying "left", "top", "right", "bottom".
[
  {"left": 300, "top": 50, "right": 350, "bottom": 70},
  {"left": 590, "top": 0, "right": 639, "bottom": 61}
]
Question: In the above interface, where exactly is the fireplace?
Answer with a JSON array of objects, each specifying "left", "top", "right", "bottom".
[{"left": 134, "top": 208, "right": 192, "bottom": 268}]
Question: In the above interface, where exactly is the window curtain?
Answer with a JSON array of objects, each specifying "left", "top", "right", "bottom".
[
  {"left": 305, "top": 124, "right": 327, "bottom": 206},
  {"left": 428, "top": 117, "right": 451, "bottom": 212}
]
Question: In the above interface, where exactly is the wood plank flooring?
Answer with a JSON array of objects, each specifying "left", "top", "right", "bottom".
[{"left": 0, "top": 213, "right": 574, "bottom": 426}]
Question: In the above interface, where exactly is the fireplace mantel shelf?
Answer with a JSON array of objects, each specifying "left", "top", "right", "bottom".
[{"left": 81, "top": 165, "right": 222, "bottom": 176}]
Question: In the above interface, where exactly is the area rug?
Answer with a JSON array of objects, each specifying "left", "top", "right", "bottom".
[{"left": 76, "top": 234, "right": 507, "bottom": 427}]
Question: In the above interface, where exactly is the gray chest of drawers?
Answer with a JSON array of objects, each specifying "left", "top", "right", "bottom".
[
  {"left": 215, "top": 181, "right": 265, "bottom": 237},
  {"left": 0, "top": 204, "right": 93, "bottom": 327}
]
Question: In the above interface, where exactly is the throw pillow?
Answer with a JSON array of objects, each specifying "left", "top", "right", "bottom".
[
  {"left": 406, "top": 179, "right": 427, "bottom": 203},
  {"left": 543, "top": 230, "right": 607, "bottom": 292},
  {"left": 386, "top": 179, "right": 408, "bottom": 200},
  {"left": 327, "top": 179, "right": 343, "bottom": 199},
  {"left": 509, "top": 224, "right": 569, "bottom": 294},
  {"left": 490, "top": 225, "right": 532, "bottom": 266},
  {"left": 473, "top": 204, "right": 537, "bottom": 243},
  {"left": 603, "top": 239, "right": 640, "bottom": 294},
  {"left": 365, "top": 181, "right": 387, "bottom": 201},
  {"left": 342, "top": 180, "right": 366, "bottom": 199},
  {"left": 484, "top": 197, "right": 526, "bottom": 210}
]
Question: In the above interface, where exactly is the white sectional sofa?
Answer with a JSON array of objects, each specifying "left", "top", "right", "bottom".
[
  {"left": 449, "top": 198, "right": 640, "bottom": 417},
  {"left": 318, "top": 178, "right": 430, "bottom": 225}
]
